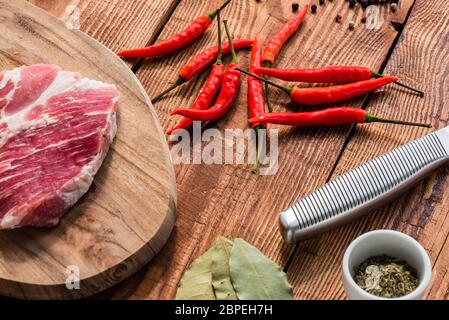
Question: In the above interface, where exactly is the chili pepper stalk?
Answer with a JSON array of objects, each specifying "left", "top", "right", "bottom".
[
  {"left": 215, "top": 10, "right": 223, "bottom": 65},
  {"left": 170, "top": 20, "right": 241, "bottom": 121},
  {"left": 263, "top": 61, "right": 273, "bottom": 113},
  {"left": 252, "top": 125, "right": 265, "bottom": 173},
  {"left": 208, "top": 0, "right": 232, "bottom": 20},
  {"left": 224, "top": 20, "right": 238, "bottom": 65},
  {"left": 167, "top": 10, "right": 225, "bottom": 135},
  {"left": 238, "top": 69, "right": 399, "bottom": 106},
  {"left": 249, "top": 107, "right": 432, "bottom": 128},
  {"left": 117, "top": 0, "right": 232, "bottom": 59}
]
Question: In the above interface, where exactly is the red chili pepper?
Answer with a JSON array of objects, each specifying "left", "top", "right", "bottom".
[
  {"left": 248, "top": 33, "right": 266, "bottom": 173},
  {"left": 171, "top": 20, "right": 241, "bottom": 121},
  {"left": 253, "top": 66, "right": 424, "bottom": 96},
  {"left": 248, "top": 33, "right": 265, "bottom": 127},
  {"left": 167, "top": 10, "right": 225, "bottom": 136},
  {"left": 248, "top": 107, "right": 431, "bottom": 128},
  {"left": 166, "top": 65, "right": 224, "bottom": 134},
  {"left": 254, "top": 66, "right": 372, "bottom": 83},
  {"left": 152, "top": 39, "right": 252, "bottom": 102},
  {"left": 178, "top": 40, "right": 251, "bottom": 82},
  {"left": 262, "top": 4, "right": 308, "bottom": 65},
  {"left": 167, "top": 10, "right": 224, "bottom": 135},
  {"left": 117, "top": 0, "right": 231, "bottom": 59},
  {"left": 238, "top": 69, "right": 399, "bottom": 106},
  {"left": 262, "top": 4, "right": 308, "bottom": 112},
  {"left": 289, "top": 77, "right": 398, "bottom": 105}
]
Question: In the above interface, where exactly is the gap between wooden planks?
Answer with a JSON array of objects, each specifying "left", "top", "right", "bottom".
[{"left": 27, "top": 0, "right": 448, "bottom": 300}]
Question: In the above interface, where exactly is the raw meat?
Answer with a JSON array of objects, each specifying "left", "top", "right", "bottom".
[{"left": 0, "top": 64, "right": 119, "bottom": 229}]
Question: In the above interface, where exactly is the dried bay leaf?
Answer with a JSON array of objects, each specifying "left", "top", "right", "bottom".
[
  {"left": 229, "top": 238, "right": 293, "bottom": 300},
  {"left": 175, "top": 246, "right": 216, "bottom": 300},
  {"left": 211, "top": 237, "right": 238, "bottom": 300}
]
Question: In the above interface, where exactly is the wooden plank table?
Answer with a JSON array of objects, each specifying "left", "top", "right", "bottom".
[{"left": 23, "top": 0, "right": 449, "bottom": 299}]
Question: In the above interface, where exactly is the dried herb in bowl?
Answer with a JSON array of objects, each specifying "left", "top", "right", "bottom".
[{"left": 353, "top": 255, "right": 419, "bottom": 298}]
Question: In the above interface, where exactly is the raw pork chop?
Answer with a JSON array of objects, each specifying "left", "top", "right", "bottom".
[{"left": 0, "top": 64, "right": 119, "bottom": 229}]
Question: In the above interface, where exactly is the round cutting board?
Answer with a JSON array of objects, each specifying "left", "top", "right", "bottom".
[{"left": 0, "top": 0, "right": 176, "bottom": 299}]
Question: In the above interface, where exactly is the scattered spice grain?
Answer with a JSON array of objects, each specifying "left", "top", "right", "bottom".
[
  {"left": 391, "top": 3, "right": 398, "bottom": 12},
  {"left": 292, "top": 3, "right": 299, "bottom": 12},
  {"left": 349, "top": 21, "right": 355, "bottom": 30}
]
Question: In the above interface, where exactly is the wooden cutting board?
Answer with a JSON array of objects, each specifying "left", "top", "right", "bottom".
[{"left": 0, "top": 0, "right": 176, "bottom": 299}]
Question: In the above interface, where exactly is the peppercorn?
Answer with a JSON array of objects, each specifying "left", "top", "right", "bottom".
[
  {"left": 391, "top": 3, "right": 398, "bottom": 12},
  {"left": 319, "top": 0, "right": 325, "bottom": 5},
  {"left": 349, "top": 0, "right": 356, "bottom": 8},
  {"left": 349, "top": 21, "right": 355, "bottom": 30},
  {"left": 311, "top": 4, "right": 317, "bottom": 14},
  {"left": 361, "top": 16, "right": 367, "bottom": 23},
  {"left": 336, "top": 14, "right": 342, "bottom": 23},
  {"left": 292, "top": 2, "right": 299, "bottom": 12}
]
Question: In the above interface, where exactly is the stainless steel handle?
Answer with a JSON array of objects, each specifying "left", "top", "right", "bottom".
[{"left": 280, "top": 130, "right": 449, "bottom": 244}]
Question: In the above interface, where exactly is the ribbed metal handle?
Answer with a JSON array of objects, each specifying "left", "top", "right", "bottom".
[{"left": 280, "top": 130, "right": 449, "bottom": 244}]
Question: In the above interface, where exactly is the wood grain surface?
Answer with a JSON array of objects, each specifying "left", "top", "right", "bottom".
[
  {"left": 28, "top": 0, "right": 179, "bottom": 55},
  {"left": 288, "top": 0, "right": 449, "bottom": 300},
  {"left": 0, "top": 0, "right": 176, "bottom": 299},
  {"left": 24, "top": 0, "right": 449, "bottom": 300}
]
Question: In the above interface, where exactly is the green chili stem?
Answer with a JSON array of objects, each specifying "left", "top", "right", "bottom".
[
  {"left": 263, "top": 61, "right": 273, "bottom": 112},
  {"left": 366, "top": 114, "right": 432, "bottom": 128},
  {"left": 215, "top": 10, "right": 223, "bottom": 65},
  {"left": 223, "top": 20, "right": 238, "bottom": 64},
  {"left": 152, "top": 77, "right": 186, "bottom": 103},
  {"left": 252, "top": 125, "right": 265, "bottom": 173},
  {"left": 237, "top": 68, "right": 292, "bottom": 94},
  {"left": 208, "top": 0, "right": 232, "bottom": 20},
  {"left": 371, "top": 71, "right": 424, "bottom": 97}
]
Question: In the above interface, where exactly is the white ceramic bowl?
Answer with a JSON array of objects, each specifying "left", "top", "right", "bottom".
[{"left": 342, "top": 230, "right": 432, "bottom": 300}]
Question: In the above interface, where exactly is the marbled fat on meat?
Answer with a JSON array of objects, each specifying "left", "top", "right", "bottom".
[{"left": 0, "top": 64, "right": 119, "bottom": 229}]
